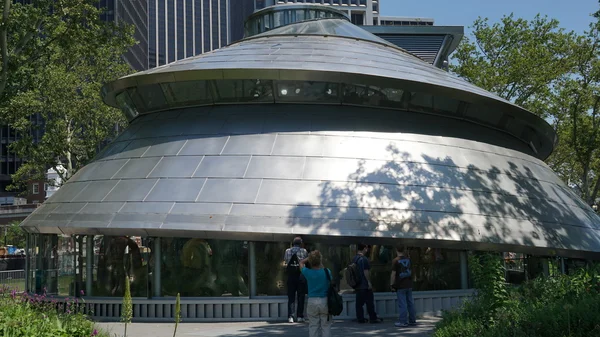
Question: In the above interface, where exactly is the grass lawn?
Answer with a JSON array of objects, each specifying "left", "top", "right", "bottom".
[{"left": 2, "top": 275, "right": 74, "bottom": 296}]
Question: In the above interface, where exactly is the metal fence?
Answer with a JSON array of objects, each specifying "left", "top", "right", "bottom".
[{"left": 0, "top": 269, "right": 25, "bottom": 291}]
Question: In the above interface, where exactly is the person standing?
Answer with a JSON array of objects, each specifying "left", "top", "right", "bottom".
[
  {"left": 390, "top": 245, "right": 416, "bottom": 327},
  {"left": 300, "top": 251, "right": 332, "bottom": 337},
  {"left": 284, "top": 237, "right": 308, "bottom": 323},
  {"left": 353, "top": 243, "right": 383, "bottom": 323}
]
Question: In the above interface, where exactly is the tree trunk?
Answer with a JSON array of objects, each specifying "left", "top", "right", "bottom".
[{"left": 0, "top": 0, "right": 12, "bottom": 98}]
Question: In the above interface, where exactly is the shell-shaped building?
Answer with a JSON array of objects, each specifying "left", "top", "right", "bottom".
[{"left": 20, "top": 4, "right": 600, "bottom": 322}]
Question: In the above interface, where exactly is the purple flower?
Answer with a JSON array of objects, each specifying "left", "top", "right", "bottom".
[
  {"left": 91, "top": 329, "right": 98, "bottom": 336},
  {"left": 80, "top": 290, "right": 85, "bottom": 296}
]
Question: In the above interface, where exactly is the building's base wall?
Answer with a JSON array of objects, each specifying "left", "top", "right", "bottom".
[{"left": 80, "top": 289, "right": 473, "bottom": 322}]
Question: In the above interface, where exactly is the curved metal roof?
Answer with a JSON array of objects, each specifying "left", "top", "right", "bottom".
[
  {"left": 21, "top": 105, "right": 600, "bottom": 259},
  {"left": 102, "top": 19, "right": 556, "bottom": 159}
]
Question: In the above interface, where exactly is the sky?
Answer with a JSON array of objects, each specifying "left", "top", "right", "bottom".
[{"left": 381, "top": 0, "right": 598, "bottom": 35}]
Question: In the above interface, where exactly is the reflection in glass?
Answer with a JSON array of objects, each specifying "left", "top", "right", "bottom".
[
  {"left": 433, "top": 95, "right": 460, "bottom": 115},
  {"left": 115, "top": 91, "right": 139, "bottom": 120},
  {"left": 504, "top": 252, "right": 527, "bottom": 284},
  {"left": 409, "top": 92, "right": 434, "bottom": 112},
  {"left": 276, "top": 81, "right": 339, "bottom": 103},
  {"left": 161, "top": 238, "right": 248, "bottom": 297},
  {"left": 162, "top": 80, "right": 212, "bottom": 107},
  {"left": 343, "top": 84, "right": 405, "bottom": 109},
  {"left": 34, "top": 235, "right": 76, "bottom": 296},
  {"left": 214, "top": 79, "right": 274, "bottom": 103},
  {"left": 94, "top": 236, "right": 148, "bottom": 297},
  {"left": 135, "top": 84, "right": 168, "bottom": 112},
  {"left": 256, "top": 239, "right": 463, "bottom": 296}
]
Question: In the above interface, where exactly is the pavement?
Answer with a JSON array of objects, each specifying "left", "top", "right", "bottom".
[{"left": 97, "top": 317, "right": 440, "bottom": 337}]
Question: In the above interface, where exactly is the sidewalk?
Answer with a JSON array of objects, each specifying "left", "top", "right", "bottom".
[{"left": 97, "top": 317, "right": 440, "bottom": 337}]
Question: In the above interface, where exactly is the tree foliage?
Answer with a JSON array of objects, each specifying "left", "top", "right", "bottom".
[
  {"left": 451, "top": 14, "right": 575, "bottom": 112},
  {"left": 0, "top": 0, "right": 134, "bottom": 190},
  {"left": 452, "top": 11, "right": 600, "bottom": 205},
  {"left": 0, "top": 221, "right": 26, "bottom": 247}
]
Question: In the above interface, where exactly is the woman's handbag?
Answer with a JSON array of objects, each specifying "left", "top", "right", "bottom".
[{"left": 325, "top": 269, "right": 344, "bottom": 316}]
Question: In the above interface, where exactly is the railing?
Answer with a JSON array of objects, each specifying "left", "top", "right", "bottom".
[{"left": 0, "top": 269, "right": 25, "bottom": 291}]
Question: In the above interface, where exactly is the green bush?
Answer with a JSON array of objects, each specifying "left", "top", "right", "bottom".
[
  {"left": 0, "top": 287, "right": 108, "bottom": 337},
  {"left": 434, "top": 258, "right": 600, "bottom": 337}
]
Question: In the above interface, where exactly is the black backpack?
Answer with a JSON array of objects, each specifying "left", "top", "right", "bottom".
[
  {"left": 286, "top": 252, "right": 301, "bottom": 275},
  {"left": 325, "top": 269, "right": 343, "bottom": 317},
  {"left": 344, "top": 256, "right": 363, "bottom": 289}
]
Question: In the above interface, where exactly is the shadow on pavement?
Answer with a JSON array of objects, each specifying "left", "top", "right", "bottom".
[{"left": 97, "top": 317, "right": 439, "bottom": 337}]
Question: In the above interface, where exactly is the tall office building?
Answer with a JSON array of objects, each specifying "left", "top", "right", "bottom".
[
  {"left": 99, "top": 0, "right": 149, "bottom": 71},
  {"left": 254, "top": 0, "right": 433, "bottom": 26},
  {"left": 148, "top": 0, "right": 231, "bottom": 68},
  {"left": 230, "top": 0, "right": 256, "bottom": 42}
]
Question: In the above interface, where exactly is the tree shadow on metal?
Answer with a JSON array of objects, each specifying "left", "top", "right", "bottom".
[{"left": 287, "top": 143, "right": 600, "bottom": 258}]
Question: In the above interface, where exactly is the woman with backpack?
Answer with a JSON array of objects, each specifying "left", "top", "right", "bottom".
[{"left": 300, "top": 250, "right": 332, "bottom": 337}]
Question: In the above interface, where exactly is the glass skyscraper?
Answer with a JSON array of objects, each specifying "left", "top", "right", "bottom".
[
  {"left": 148, "top": 0, "right": 232, "bottom": 68},
  {"left": 98, "top": 0, "right": 149, "bottom": 71}
]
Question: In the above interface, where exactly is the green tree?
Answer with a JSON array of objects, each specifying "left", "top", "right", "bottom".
[
  {"left": 0, "top": 0, "right": 134, "bottom": 190},
  {"left": 451, "top": 14, "right": 575, "bottom": 114},
  {"left": 0, "top": 221, "right": 26, "bottom": 247},
  {"left": 546, "top": 18, "right": 600, "bottom": 205},
  {"left": 452, "top": 12, "right": 600, "bottom": 205}
]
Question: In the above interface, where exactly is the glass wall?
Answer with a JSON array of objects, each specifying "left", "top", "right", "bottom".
[
  {"left": 27, "top": 234, "right": 598, "bottom": 299},
  {"left": 30, "top": 234, "right": 76, "bottom": 296},
  {"left": 160, "top": 238, "right": 248, "bottom": 297},
  {"left": 255, "top": 239, "right": 463, "bottom": 296},
  {"left": 93, "top": 236, "right": 149, "bottom": 297}
]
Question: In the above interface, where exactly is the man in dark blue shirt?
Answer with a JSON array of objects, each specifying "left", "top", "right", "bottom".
[{"left": 353, "top": 243, "right": 383, "bottom": 323}]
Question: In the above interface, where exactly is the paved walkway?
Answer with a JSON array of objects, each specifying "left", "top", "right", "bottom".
[{"left": 97, "top": 317, "right": 440, "bottom": 337}]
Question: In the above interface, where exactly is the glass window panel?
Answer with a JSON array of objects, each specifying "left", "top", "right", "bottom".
[
  {"left": 275, "top": 81, "right": 339, "bottom": 103},
  {"left": 343, "top": 84, "right": 406, "bottom": 108},
  {"left": 273, "top": 11, "right": 284, "bottom": 27},
  {"left": 403, "top": 247, "right": 461, "bottom": 291},
  {"left": 135, "top": 84, "right": 169, "bottom": 112},
  {"left": 162, "top": 80, "right": 213, "bottom": 107},
  {"left": 33, "top": 234, "right": 76, "bottom": 296},
  {"left": 256, "top": 239, "right": 463, "bottom": 296},
  {"left": 409, "top": 92, "right": 434, "bottom": 112},
  {"left": 94, "top": 235, "right": 149, "bottom": 297},
  {"left": 214, "top": 79, "right": 274, "bottom": 103},
  {"left": 115, "top": 91, "right": 139, "bottom": 120},
  {"left": 465, "top": 104, "right": 504, "bottom": 127},
  {"left": 504, "top": 252, "right": 527, "bottom": 284},
  {"left": 161, "top": 238, "right": 249, "bottom": 296},
  {"left": 433, "top": 95, "right": 460, "bottom": 115}
]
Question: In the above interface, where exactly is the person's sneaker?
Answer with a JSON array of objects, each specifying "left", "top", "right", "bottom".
[
  {"left": 409, "top": 321, "right": 418, "bottom": 326},
  {"left": 356, "top": 319, "right": 369, "bottom": 324},
  {"left": 370, "top": 318, "right": 384, "bottom": 323},
  {"left": 395, "top": 322, "right": 409, "bottom": 327},
  {"left": 297, "top": 317, "right": 305, "bottom": 323},
  {"left": 288, "top": 317, "right": 294, "bottom": 323}
]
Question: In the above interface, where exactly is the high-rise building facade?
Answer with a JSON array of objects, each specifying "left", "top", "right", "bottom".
[
  {"left": 148, "top": 0, "right": 231, "bottom": 68},
  {"left": 254, "top": 0, "right": 433, "bottom": 26},
  {"left": 99, "top": 0, "right": 149, "bottom": 71},
  {"left": 230, "top": 0, "right": 256, "bottom": 42}
]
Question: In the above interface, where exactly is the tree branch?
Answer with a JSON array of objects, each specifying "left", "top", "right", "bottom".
[{"left": 12, "top": 17, "right": 43, "bottom": 57}]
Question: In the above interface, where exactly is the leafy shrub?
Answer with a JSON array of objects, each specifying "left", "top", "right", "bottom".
[
  {"left": 435, "top": 259, "right": 600, "bottom": 337},
  {"left": 0, "top": 286, "right": 107, "bottom": 337}
]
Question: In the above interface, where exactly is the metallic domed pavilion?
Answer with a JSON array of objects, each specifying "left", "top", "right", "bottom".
[{"left": 20, "top": 4, "right": 600, "bottom": 322}]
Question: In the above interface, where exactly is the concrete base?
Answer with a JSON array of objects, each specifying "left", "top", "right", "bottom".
[{"left": 80, "top": 289, "right": 472, "bottom": 322}]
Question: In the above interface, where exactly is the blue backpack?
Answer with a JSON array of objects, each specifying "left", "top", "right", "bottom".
[{"left": 397, "top": 258, "right": 412, "bottom": 279}]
